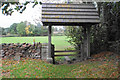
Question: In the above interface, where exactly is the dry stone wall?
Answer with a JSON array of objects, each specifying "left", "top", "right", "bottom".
[{"left": 0, "top": 43, "right": 48, "bottom": 60}]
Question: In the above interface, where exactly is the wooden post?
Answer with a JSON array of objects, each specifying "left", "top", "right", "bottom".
[
  {"left": 84, "top": 27, "right": 87, "bottom": 60},
  {"left": 48, "top": 25, "right": 52, "bottom": 59},
  {"left": 87, "top": 26, "right": 90, "bottom": 58},
  {"left": 81, "top": 26, "right": 88, "bottom": 60},
  {"left": 51, "top": 45, "right": 55, "bottom": 64},
  {"left": 81, "top": 42, "right": 84, "bottom": 61}
]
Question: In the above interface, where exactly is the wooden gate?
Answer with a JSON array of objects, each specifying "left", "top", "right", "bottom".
[{"left": 51, "top": 45, "right": 81, "bottom": 64}]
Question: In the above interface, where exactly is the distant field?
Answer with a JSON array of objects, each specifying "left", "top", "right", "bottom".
[{"left": 1, "top": 36, "right": 72, "bottom": 50}]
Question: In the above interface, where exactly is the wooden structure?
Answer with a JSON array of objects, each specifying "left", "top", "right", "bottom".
[
  {"left": 1, "top": 1, "right": 100, "bottom": 63},
  {"left": 42, "top": 3, "right": 100, "bottom": 64},
  {"left": 42, "top": 3, "right": 99, "bottom": 25}
]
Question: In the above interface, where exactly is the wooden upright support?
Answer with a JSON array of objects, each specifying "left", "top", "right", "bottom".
[
  {"left": 48, "top": 25, "right": 52, "bottom": 61},
  {"left": 83, "top": 27, "right": 87, "bottom": 60},
  {"left": 87, "top": 26, "right": 91, "bottom": 58},
  {"left": 80, "top": 29, "right": 83, "bottom": 61},
  {"left": 51, "top": 45, "right": 55, "bottom": 64},
  {"left": 81, "top": 25, "right": 91, "bottom": 60}
]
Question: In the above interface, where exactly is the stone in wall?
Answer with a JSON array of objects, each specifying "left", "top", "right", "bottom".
[
  {"left": 1, "top": 42, "right": 55, "bottom": 63},
  {"left": 1, "top": 43, "right": 42, "bottom": 59}
]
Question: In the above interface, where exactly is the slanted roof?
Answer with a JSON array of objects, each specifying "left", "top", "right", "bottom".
[{"left": 42, "top": 3, "right": 100, "bottom": 26}]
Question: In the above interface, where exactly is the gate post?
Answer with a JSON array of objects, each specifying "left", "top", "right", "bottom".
[
  {"left": 81, "top": 42, "right": 84, "bottom": 61},
  {"left": 47, "top": 25, "right": 53, "bottom": 62},
  {"left": 83, "top": 26, "right": 87, "bottom": 60},
  {"left": 87, "top": 26, "right": 91, "bottom": 58},
  {"left": 82, "top": 25, "right": 91, "bottom": 60},
  {"left": 51, "top": 45, "right": 55, "bottom": 64}
]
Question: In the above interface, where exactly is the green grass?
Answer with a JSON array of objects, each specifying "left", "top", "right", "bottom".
[
  {"left": 1, "top": 36, "right": 75, "bottom": 60},
  {"left": 1, "top": 36, "right": 119, "bottom": 78},
  {"left": 2, "top": 52, "right": 119, "bottom": 78},
  {"left": 1, "top": 36, "right": 72, "bottom": 50}
]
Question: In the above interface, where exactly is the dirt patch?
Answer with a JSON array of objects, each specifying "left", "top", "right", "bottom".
[{"left": 55, "top": 51, "right": 120, "bottom": 65}]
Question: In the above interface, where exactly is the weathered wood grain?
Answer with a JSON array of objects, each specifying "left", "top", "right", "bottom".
[
  {"left": 42, "top": 15, "right": 99, "bottom": 19},
  {"left": 42, "top": 5, "right": 95, "bottom": 9},
  {"left": 42, "top": 3, "right": 100, "bottom": 25},
  {"left": 42, "top": 12, "right": 99, "bottom": 16},
  {"left": 42, "top": 19, "right": 100, "bottom": 23},
  {"left": 42, "top": 3, "right": 94, "bottom": 6},
  {"left": 42, "top": 8, "right": 97, "bottom": 12}
]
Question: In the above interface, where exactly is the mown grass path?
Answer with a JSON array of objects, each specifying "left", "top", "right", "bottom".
[{"left": 2, "top": 52, "right": 119, "bottom": 78}]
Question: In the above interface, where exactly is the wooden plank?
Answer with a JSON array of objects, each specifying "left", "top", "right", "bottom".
[
  {"left": 55, "top": 50, "right": 80, "bottom": 53},
  {"left": 42, "top": 8, "right": 97, "bottom": 12},
  {"left": 42, "top": 3, "right": 94, "bottom": 6},
  {"left": 42, "top": 5, "right": 95, "bottom": 9},
  {"left": 43, "top": 22, "right": 96, "bottom": 26},
  {"left": 42, "top": 12, "right": 99, "bottom": 16},
  {"left": 42, "top": 7, "right": 96, "bottom": 9},
  {"left": 42, "top": 19, "right": 100, "bottom": 23},
  {"left": 42, "top": 15, "right": 99, "bottom": 19},
  {"left": 54, "top": 54, "right": 78, "bottom": 56}
]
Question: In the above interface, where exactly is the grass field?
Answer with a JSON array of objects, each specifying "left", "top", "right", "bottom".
[
  {"left": 1, "top": 52, "right": 119, "bottom": 78},
  {"left": 1, "top": 36, "right": 119, "bottom": 78},
  {"left": 1, "top": 36, "right": 72, "bottom": 50}
]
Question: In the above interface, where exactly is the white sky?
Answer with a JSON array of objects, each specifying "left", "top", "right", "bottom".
[
  {"left": 0, "top": 3, "right": 64, "bottom": 29},
  {"left": 0, "top": 3, "right": 42, "bottom": 28},
  {"left": 0, "top": 0, "right": 66, "bottom": 28}
]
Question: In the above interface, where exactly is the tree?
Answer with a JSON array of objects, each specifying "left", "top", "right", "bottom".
[
  {"left": 9, "top": 23, "right": 18, "bottom": 34},
  {"left": 1, "top": 0, "right": 42, "bottom": 15},
  {"left": 33, "top": 26, "right": 41, "bottom": 36},
  {"left": 0, "top": 27, "right": 7, "bottom": 35},
  {"left": 40, "top": 26, "right": 48, "bottom": 36},
  {"left": 1, "top": 28, "right": 10, "bottom": 35},
  {"left": 65, "top": 2, "right": 120, "bottom": 54},
  {"left": 1, "top": 21, "right": 47, "bottom": 36},
  {"left": 65, "top": 26, "right": 83, "bottom": 50},
  {"left": 16, "top": 21, "right": 26, "bottom": 36},
  {"left": 97, "top": 2, "right": 120, "bottom": 41},
  {"left": 25, "top": 23, "right": 36, "bottom": 36}
]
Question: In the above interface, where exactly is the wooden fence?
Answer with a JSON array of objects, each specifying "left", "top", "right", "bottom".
[{"left": 51, "top": 45, "right": 80, "bottom": 64}]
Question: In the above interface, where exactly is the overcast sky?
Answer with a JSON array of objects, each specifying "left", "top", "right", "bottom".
[
  {"left": 0, "top": 3, "right": 42, "bottom": 28},
  {"left": 0, "top": 0, "right": 84, "bottom": 28},
  {"left": 0, "top": 0, "right": 67, "bottom": 28}
]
